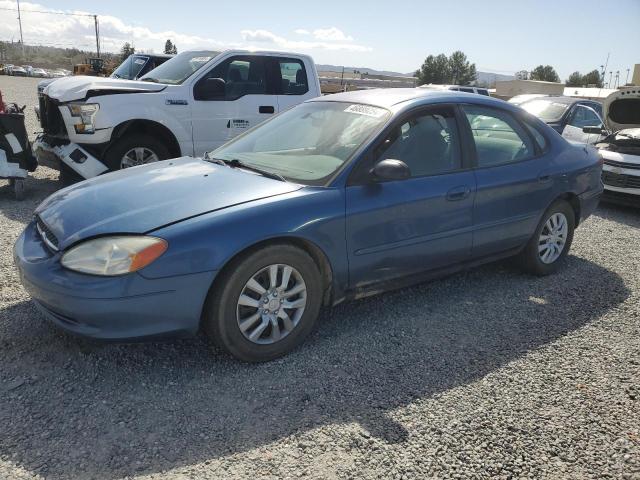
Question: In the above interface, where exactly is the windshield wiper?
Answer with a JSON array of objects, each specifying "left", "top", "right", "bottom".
[
  {"left": 211, "top": 158, "right": 285, "bottom": 182},
  {"left": 140, "top": 77, "right": 158, "bottom": 83}
]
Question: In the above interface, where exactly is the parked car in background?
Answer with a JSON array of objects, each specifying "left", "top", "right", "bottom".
[
  {"left": 590, "top": 88, "right": 640, "bottom": 206},
  {"left": 31, "top": 68, "right": 48, "bottom": 78},
  {"left": 419, "top": 84, "right": 490, "bottom": 96},
  {"left": 11, "top": 66, "right": 27, "bottom": 77},
  {"left": 111, "top": 53, "right": 173, "bottom": 80},
  {"left": 3, "top": 64, "right": 14, "bottom": 75},
  {"left": 519, "top": 96, "right": 604, "bottom": 144},
  {"left": 15, "top": 89, "right": 603, "bottom": 362},
  {"left": 33, "top": 49, "right": 321, "bottom": 182}
]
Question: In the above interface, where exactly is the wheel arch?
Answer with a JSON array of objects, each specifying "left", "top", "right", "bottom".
[
  {"left": 555, "top": 192, "right": 581, "bottom": 226},
  {"left": 201, "top": 236, "right": 335, "bottom": 327},
  {"left": 110, "top": 119, "right": 181, "bottom": 157}
]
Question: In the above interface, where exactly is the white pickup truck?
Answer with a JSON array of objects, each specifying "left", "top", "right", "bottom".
[{"left": 33, "top": 50, "right": 321, "bottom": 180}]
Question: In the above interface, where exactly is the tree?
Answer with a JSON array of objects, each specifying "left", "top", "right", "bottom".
[
  {"left": 448, "top": 51, "right": 476, "bottom": 85},
  {"left": 415, "top": 51, "right": 476, "bottom": 85},
  {"left": 164, "top": 39, "right": 177, "bottom": 55},
  {"left": 529, "top": 65, "right": 560, "bottom": 83},
  {"left": 566, "top": 71, "right": 583, "bottom": 87},
  {"left": 415, "top": 53, "right": 450, "bottom": 85},
  {"left": 120, "top": 42, "right": 135, "bottom": 62},
  {"left": 582, "top": 69, "right": 603, "bottom": 87}
]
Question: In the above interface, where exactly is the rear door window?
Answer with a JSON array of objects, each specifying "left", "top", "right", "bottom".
[
  {"left": 463, "top": 105, "right": 536, "bottom": 167},
  {"left": 276, "top": 58, "right": 308, "bottom": 95}
]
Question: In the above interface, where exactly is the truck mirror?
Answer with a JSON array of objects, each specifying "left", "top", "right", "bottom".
[{"left": 194, "top": 77, "right": 226, "bottom": 101}]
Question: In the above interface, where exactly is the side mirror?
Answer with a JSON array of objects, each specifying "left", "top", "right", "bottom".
[
  {"left": 194, "top": 77, "right": 226, "bottom": 100},
  {"left": 582, "top": 125, "right": 604, "bottom": 134},
  {"left": 370, "top": 159, "right": 411, "bottom": 181}
]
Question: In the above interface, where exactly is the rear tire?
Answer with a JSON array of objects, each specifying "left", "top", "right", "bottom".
[
  {"left": 103, "top": 134, "right": 170, "bottom": 172},
  {"left": 518, "top": 200, "right": 575, "bottom": 276},
  {"left": 203, "top": 244, "right": 323, "bottom": 362}
]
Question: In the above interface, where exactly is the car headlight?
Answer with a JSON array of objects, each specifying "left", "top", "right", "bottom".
[
  {"left": 61, "top": 236, "right": 167, "bottom": 276},
  {"left": 67, "top": 103, "right": 99, "bottom": 134}
]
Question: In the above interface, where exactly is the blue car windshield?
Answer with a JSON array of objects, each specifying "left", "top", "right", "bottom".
[{"left": 209, "top": 102, "right": 391, "bottom": 185}]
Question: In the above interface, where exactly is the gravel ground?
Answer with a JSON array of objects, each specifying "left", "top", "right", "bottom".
[{"left": 0, "top": 75, "right": 639, "bottom": 479}]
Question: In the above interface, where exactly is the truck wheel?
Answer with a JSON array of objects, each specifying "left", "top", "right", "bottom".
[{"left": 103, "top": 134, "right": 170, "bottom": 172}]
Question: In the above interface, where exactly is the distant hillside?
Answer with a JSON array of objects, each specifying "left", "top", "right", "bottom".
[
  {"left": 475, "top": 71, "right": 515, "bottom": 87},
  {"left": 316, "top": 63, "right": 515, "bottom": 87},
  {"left": 316, "top": 64, "right": 414, "bottom": 77},
  {"left": 0, "top": 42, "right": 119, "bottom": 70}
]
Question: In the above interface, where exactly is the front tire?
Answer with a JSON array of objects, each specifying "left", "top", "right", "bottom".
[
  {"left": 103, "top": 134, "right": 170, "bottom": 172},
  {"left": 203, "top": 244, "right": 323, "bottom": 362},
  {"left": 518, "top": 200, "right": 575, "bottom": 276}
]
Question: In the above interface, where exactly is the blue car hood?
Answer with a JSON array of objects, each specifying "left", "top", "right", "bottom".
[{"left": 35, "top": 157, "right": 302, "bottom": 250}]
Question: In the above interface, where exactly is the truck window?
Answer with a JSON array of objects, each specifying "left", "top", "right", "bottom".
[
  {"left": 202, "top": 56, "right": 267, "bottom": 100},
  {"left": 277, "top": 58, "right": 309, "bottom": 95}
]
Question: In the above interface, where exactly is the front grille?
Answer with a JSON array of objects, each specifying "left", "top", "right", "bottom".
[
  {"left": 604, "top": 159, "right": 640, "bottom": 170},
  {"left": 39, "top": 95, "right": 66, "bottom": 136},
  {"left": 602, "top": 171, "right": 640, "bottom": 189},
  {"left": 35, "top": 216, "right": 59, "bottom": 251}
]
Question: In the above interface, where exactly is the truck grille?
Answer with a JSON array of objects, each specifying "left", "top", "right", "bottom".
[
  {"left": 39, "top": 95, "right": 66, "bottom": 136},
  {"left": 602, "top": 171, "right": 640, "bottom": 189},
  {"left": 604, "top": 159, "right": 640, "bottom": 170},
  {"left": 35, "top": 216, "right": 59, "bottom": 252}
]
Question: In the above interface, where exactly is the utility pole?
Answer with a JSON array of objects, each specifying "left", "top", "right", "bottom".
[
  {"left": 94, "top": 15, "right": 100, "bottom": 58},
  {"left": 614, "top": 71, "right": 620, "bottom": 89},
  {"left": 608, "top": 71, "right": 612, "bottom": 88},
  {"left": 625, "top": 68, "right": 630, "bottom": 85},
  {"left": 16, "top": 0, "right": 24, "bottom": 55}
]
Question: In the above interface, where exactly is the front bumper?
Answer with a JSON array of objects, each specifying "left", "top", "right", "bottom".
[
  {"left": 32, "top": 135, "right": 108, "bottom": 179},
  {"left": 14, "top": 221, "right": 217, "bottom": 340}
]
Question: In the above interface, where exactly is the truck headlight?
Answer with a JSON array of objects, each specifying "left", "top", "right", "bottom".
[
  {"left": 61, "top": 236, "right": 167, "bottom": 276},
  {"left": 67, "top": 103, "right": 99, "bottom": 134}
]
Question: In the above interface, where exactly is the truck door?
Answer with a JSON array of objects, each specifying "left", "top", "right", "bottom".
[{"left": 191, "top": 55, "right": 277, "bottom": 156}]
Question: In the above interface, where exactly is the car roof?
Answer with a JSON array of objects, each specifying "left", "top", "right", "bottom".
[{"left": 309, "top": 88, "right": 506, "bottom": 110}]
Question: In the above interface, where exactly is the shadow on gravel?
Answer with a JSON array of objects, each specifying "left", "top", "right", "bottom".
[
  {"left": 593, "top": 202, "right": 640, "bottom": 229},
  {"left": 0, "top": 256, "right": 629, "bottom": 479}
]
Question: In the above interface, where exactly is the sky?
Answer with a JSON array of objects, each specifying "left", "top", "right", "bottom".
[{"left": 0, "top": 0, "right": 638, "bottom": 81}]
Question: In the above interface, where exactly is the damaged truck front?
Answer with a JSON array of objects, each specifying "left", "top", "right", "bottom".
[{"left": 32, "top": 49, "right": 321, "bottom": 182}]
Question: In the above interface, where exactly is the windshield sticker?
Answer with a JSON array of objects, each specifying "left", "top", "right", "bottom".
[
  {"left": 191, "top": 56, "right": 212, "bottom": 63},
  {"left": 134, "top": 59, "right": 146, "bottom": 65},
  {"left": 344, "top": 104, "right": 387, "bottom": 118}
]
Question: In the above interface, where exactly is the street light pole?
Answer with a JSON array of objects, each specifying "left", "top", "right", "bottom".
[
  {"left": 94, "top": 15, "right": 100, "bottom": 58},
  {"left": 16, "top": 0, "right": 24, "bottom": 55}
]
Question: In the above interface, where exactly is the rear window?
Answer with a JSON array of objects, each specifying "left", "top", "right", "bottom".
[
  {"left": 278, "top": 58, "right": 308, "bottom": 95},
  {"left": 520, "top": 99, "right": 570, "bottom": 123}
]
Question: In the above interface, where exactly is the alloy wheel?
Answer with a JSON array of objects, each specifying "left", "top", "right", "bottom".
[
  {"left": 236, "top": 264, "right": 307, "bottom": 345},
  {"left": 121, "top": 147, "right": 160, "bottom": 169},
  {"left": 538, "top": 212, "right": 568, "bottom": 264}
]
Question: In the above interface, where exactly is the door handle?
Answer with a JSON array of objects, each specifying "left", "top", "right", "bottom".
[
  {"left": 446, "top": 185, "right": 471, "bottom": 201},
  {"left": 538, "top": 173, "right": 552, "bottom": 183},
  {"left": 259, "top": 105, "right": 275, "bottom": 114}
]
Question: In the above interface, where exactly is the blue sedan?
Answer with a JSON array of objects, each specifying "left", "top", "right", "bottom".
[{"left": 14, "top": 89, "right": 603, "bottom": 362}]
